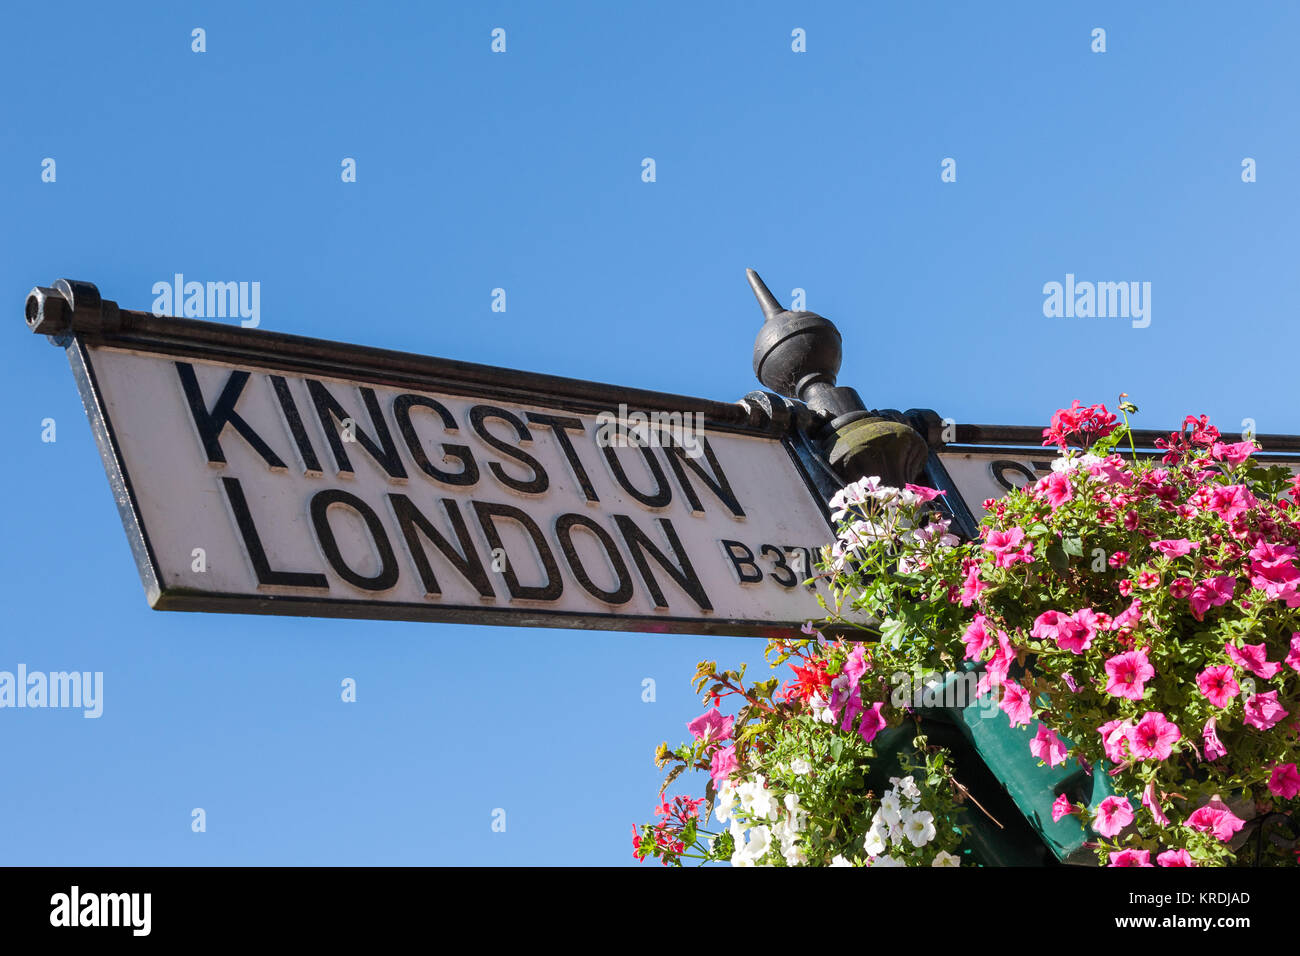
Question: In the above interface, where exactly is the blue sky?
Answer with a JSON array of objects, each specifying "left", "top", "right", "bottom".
[{"left": 2, "top": 1, "right": 1298, "bottom": 865}]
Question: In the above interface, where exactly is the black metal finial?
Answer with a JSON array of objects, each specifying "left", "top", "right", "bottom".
[
  {"left": 744, "top": 267, "right": 929, "bottom": 489},
  {"left": 746, "top": 268, "right": 785, "bottom": 324}
]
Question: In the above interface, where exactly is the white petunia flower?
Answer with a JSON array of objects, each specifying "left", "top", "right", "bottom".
[
  {"left": 829, "top": 854, "right": 854, "bottom": 867},
  {"left": 871, "top": 854, "right": 906, "bottom": 867},
  {"left": 737, "top": 776, "right": 778, "bottom": 821},
  {"left": 790, "top": 757, "right": 812, "bottom": 776},
  {"left": 714, "top": 780, "right": 736, "bottom": 824},
  {"left": 829, "top": 477, "right": 883, "bottom": 521},
  {"left": 1051, "top": 453, "right": 1101, "bottom": 475},
  {"left": 783, "top": 793, "right": 805, "bottom": 832},
  {"left": 931, "top": 850, "right": 961, "bottom": 867},
  {"left": 736, "top": 824, "right": 772, "bottom": 866},
  {"left": 902, "top": 810, "right": 936, "bottom": 847},
  {"left": 879, "top": 792, "right": 903, "bottom": 827},
  {"left": 890, "top": 775, "right": 922, "bottom": 804},
  {"left": 863, "top": 823, "right": 888, "bottom": 856}
]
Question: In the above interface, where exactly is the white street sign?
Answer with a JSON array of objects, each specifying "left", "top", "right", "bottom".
[{"left": 72, "top": 342, "right": 841, "bottom": 637}]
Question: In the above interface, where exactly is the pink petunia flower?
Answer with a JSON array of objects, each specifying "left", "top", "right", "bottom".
[
  {"left": 1036, "top": 471, "right": 1074, "bottom": 510},
  {"left": 1031, "top": 610, "right": 1069, "bottom": 643},
  {"left": 1224, "top": 641, "right": 1281, "bottom": 679},
  {"left": 1212, "top": 440, "right": 1257, "bottom": 466},
  {"left": 1142, "top": 779, "right": 1170, "bottom": 827},
  {"left": 1246, "top": 541, "right": 1300, "bottom": 601},
  {"left": 1185, "top": 799, "right": 1245, "bottom": 842},
  {"left": 1196, "top": 665, "right": 1240, "bottom": 709},
  {"left": 999, "top": 680, "right": 1033, "bottom": 728},
  {"left": 1051, "top": 794, "right": 1072, "bottom": 823},
  {"left": 1128, "top": 712, "right": 1181, "bottom": 762},
  {"left": 1267, "top": 763, "right": 1300, "bottom": 800},
  {"left": 1157, "top": 848, "right": 1195, "bottom": 867},
  {"left": 982, "top": 528, "right": 1034, "bottom": 568},
  {"left": 1110, "top": 598, "right": 1143, "bottom": 632},
  {"left": 857, "top": 701, "right": 887, "bottom": 744},
  {"left": 1188, "top": 575, "right": 1235, "bottom": 621},
  {"left": 1093, "top": 796, "right": 1134, "bottom": 837},
  {"left": 977, "top": 630, "right": 1017, "bottom": 697},
  {"left": 1104, "top": 649, "right": 1155, "bottom": 700},
  {"left": 1056, "top": 609, "right": 1097, "bottom": 654},
  {"left": 709, "top": 745, "right": 738, "bottom": 785},
  {"left": 1108, "top": 849, "right": 1152, "bottom": 867},
  {"left": 959, "top": 562, "right": 987, "bottom": 607},
  {"left": 1286, "top": 633, "right": 1300, "bottom": 674},
  {"left": 1029, "top": 725, "right": 1069, "bottom": 767},
  {"left": 1243, "top": 691, "right": 1288, "bottom": 731},
  {"left": 1208, "top": 484, "right": 1256, "bottom": 523},
  {"left": 1153, "top": 539, "right": 1198, "bottom": 558},
  {"left": 904, "top": 483, "right": 946, "bottom": 503},
  {"left": 1202, "top": 717, "right": 1227, "bottom": 761},
  {"left": 1099, "top": 719, "right": 1135, "bottom": 763},
  {"left": 962, "top": 614, "right": 993, "bottom": 661},
  {"left": 687, "top": 706, "right": 735, "bottom": 744}
]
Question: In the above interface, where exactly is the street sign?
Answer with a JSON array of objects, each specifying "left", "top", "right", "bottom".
[
  {"left": 938, "top": 427, "right": 1300, "bottom": 520},
  {"left": 36, "top": 292, "right": 843, "bottom": 637}
]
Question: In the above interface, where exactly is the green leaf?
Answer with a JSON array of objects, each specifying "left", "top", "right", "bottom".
[
  {"left": 881, "top": 617, "right": 907, "bottom": 649},
  {"left": 1062, "top": 535, "right": 1084, "bottom": 557},
  {"left": 1046, "top": 541, "right": 1068, "bottom": 572}
]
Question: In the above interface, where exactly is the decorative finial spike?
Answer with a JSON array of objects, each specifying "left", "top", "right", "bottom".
[{"left": 746, "top": 268, "right": 785, "bottom": 324}]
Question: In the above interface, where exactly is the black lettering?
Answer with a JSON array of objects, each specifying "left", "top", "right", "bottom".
[
  {"left": 614, "top": 515, "right": 711, "bottom": 611},
  {"left": 990, "top": 459, "right": 1051, "bottom": 492},
  {"left": 177, "top": 363, "right": 286, "bottom": 470},
  {"left": 220, "top": 476, "right": 327, "bottom": 588},
  {"left": 761, "top": 544, "right": 798, "bottom": 588},
  {"left": 602, "top": 444, "right": 672, "bottom": 509},
  {"left": 664, "top": 438, "right": 745, "bottom": 517},
  {"left": 471, "top": 500, "right": 562, "bottom": 601},
  {"left": 388, "top": 494, "right": 494, "bottom": 599},
  {"left": 527, "top": 413, "right": 599, "bottom": 502},
  {"left": 720, "top": 539, "right": 763, "bottom": 584},
  {"left": 269, "top": 375, "right": 322, "bottom": 475},
  {"left": 310, "top": 489, "right": 400, "bottom": 591},
  {"left": 393, "top": 394, "right": 479, "bottom": 487},
  {"left": 306, "top": 380, "right": 408, "bottom": 482},
  {"left": 469, "top": 406, "right": 549, "bottom": 495},
  {"left": 554, "top": 513, "right": 633, "bottom": 604}
]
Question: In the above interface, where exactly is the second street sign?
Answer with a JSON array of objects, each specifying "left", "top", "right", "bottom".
[{"left": 30, "top": 281, "right": 840, "bottom": 637}]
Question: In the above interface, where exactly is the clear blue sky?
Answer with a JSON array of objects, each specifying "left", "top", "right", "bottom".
[{"left": 2, "top": 1, "right": 1298, "bottom": 865}]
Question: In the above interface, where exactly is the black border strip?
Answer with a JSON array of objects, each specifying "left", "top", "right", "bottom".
[{"left": 72, "top": 309, "right": 773, "bottom": 436}]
